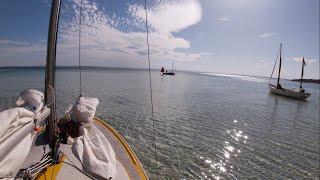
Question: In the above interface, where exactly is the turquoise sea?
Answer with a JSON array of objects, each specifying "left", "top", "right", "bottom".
[{"left": 0, "top": 68, "right": 319, "bottom": 179}]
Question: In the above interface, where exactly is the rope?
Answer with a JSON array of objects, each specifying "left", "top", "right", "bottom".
[
  {"left": 144, "top": 0, "right": 154, "bottom": 116},
  {"left": 268, "top": 45, "right": 281, "bottom": 83},
  {"left": 60, "top": 152, "right": 96, "bottom": 179},
  {"left": 17, "top": 151, "right": 95, "bottom": 180},
  {"left": 78, "top": 0, "right": 83, "bottom": 96},
  {"left": 144, "top": 0, "right": 158, "bottom": 176},
  {"left": 19, "top": 152, "right": 53, "bottom": 179}
]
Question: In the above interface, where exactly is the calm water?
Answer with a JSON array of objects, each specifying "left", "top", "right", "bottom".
[{"left": 0, "top": 68, "right": 319, "bottom": 179}]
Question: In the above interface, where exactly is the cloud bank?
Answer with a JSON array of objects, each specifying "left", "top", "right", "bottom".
[
  {"left": 218, "top": 16, "right": 231, "bottom": 22},
  {"left": 258, "top": 32, "right": 277, "bottom": 38},
  {"left": 0, "top": 0, "right": 202, "bottom": 68},
  {"left": 286, "top": 57, "right": 317, "bottom": 64}
]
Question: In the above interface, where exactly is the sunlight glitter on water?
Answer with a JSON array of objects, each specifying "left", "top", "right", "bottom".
[
  {"left": 199, "top": 119, "right": 250, "bottom": 179},
  {"left": 201, "top": 73, "right": 269, "bottom": 83}
]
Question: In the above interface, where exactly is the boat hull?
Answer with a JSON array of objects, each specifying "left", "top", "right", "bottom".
[
  {"left": 162, "top": 72, "right": 175, "bottom": 75},
  {"left": 269, "top": 84, "right": 310, "bottom": 100}
]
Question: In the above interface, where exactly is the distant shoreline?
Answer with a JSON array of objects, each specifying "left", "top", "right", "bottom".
[
  {"left": 291, "top": 79, "right": 320, "bottom": 84},
  {"left": 1, "top": 66, "right": 319, "bottom": 83}
]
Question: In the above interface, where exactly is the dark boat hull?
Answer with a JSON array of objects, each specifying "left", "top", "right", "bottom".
[{"left": 162, "top": 72, "right": 175, "bottom": 75}]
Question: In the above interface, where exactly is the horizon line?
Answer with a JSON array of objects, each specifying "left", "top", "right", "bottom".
[{"left": 0, "top": 66, "right": 318, "bottom": 80}]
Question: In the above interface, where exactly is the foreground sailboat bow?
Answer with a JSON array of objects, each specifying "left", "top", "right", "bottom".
[{"left": 0, "top": 0, "right": 148, "bottom": 179}]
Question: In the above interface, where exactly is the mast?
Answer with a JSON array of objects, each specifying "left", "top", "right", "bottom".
[
  {"left": 269, "top": 44, "right": 281, "bottom": 84},
  {"left": 300, "top": 57, "right": 305, "bottom": 89},
  {"left": 171, "top": 61, "right": 173, "bottom": 72},
  {"left": 277, "top": 43, "right": 282, "bottom": 86},
  {"left": 45, "top": 0, "right": 61, "bottom": 159}
]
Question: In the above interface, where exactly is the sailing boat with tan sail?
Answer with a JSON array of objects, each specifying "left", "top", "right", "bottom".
[{"left": 162, "top": 61, "right": 176, "bottom": 76}]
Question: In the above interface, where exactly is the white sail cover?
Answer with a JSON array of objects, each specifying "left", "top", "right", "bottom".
[
  {"left": 0, "top": 89, "right": 49, "bottom": 179},
  {"left": 67, "top": 97, "right": 117, "bottom": 179},
  {"left": 69, "top": 96, "right": 99, "bottom": 124},
  {"left": 15, "top": 89, "right": 45, "bottom": 115}
]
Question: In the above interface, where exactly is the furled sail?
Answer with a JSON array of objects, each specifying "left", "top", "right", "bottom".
[
  {"left": 64, "top": 97, "right": 117, "bottom": 179},
  {"left": 0, "top": 89, "right": 50, "bottom": 178}
]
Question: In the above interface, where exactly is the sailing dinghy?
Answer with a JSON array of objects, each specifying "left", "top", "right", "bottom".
[
  {"left": 268, "top": 43, "right": 311, "bottom": 100},
  {"left": 162, "top": 61, "right": 176, "bottom": 76},
  {"left": 0, "top": 0, "right": 148, "bottom": 179}
]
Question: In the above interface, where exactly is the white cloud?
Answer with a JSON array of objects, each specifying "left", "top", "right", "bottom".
[
  {"left": 54, "top": 0, "right": 203, "bottom": 67},
  {"left": 286, "top": 57, "right": 317, "bottom": 64},
  {"left": 0, "top": 39, "right": 30, "bottom": 46},
  {"left": 200, "top": 52, "right": 213, "bottom": 56},
  {"left": 255, "top": 58, "right": 273, "bottom": 69},
  {"left": 0, "top": 0, "right": 203, "bottom": 67},
  {"left": 218, "top": 16, "right": 231, "bottom": 22},
  {"left": 0, "top": 39, "right": 44, "bottom": 55},
  {"left": 130, "top": 1, "right": 202, "bottom": 33},
  {"left": 258, "top": 32, "right": 277, "bottom": 38},
  {"left": 0, "top": 44, "right": 45, "bottom": 54}
]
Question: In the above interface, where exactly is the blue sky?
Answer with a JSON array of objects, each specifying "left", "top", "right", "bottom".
[{"left": 0, "top": 0, "right": 319, "bottom": 79}]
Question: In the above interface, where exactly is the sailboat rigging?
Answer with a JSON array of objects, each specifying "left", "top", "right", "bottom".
[
  {"left": 268, "top": 43, "right": 311, "bottom": 100},
  {"left": 78, "top": 0, "right": 83, "bottom": 96}
]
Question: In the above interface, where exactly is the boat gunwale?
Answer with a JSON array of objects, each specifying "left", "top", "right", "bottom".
[
  {"left": 57, "top": 115, "right": 148, "bottom": 179},
  {"left": 93, "top": 117, "right": 148, "bottom": 180}
]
